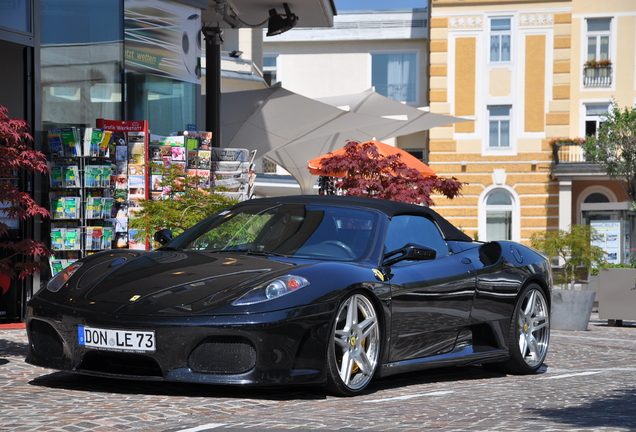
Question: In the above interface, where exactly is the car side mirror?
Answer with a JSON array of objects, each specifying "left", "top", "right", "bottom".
[
  {"left": 153, "top": 229, "right": 173, "bottom": 245},
  {"left": 383, "top": 243, "right": 436, "bottom": 266}
]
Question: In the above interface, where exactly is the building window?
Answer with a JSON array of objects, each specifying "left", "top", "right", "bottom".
[
  {"left": 584, "top": 103, "right": 609, "bottom": 137},
  {"left": 371, "top": 52, "right": 417, "bottom": 103},
  {"left": 584, "top": 18, "right": 612, "bottom": 87},
  {"left": 488, "top": 105, "right": 511, "bottom": 148},
  {"left": 263, "top": 55, "right": 278, "bottom": 86},
  {"left": 485, "top": 190, "right": 513, "bottom": 241},
  {"left": 490, "top": 18, "right": 511, "bottom": 63},
  {"left": 404, "top": 149, "right": 424, "bottom": 161},
  {"left": 586, "top": 18, "right": 611, "bottom": 64},
  {"left": 262, "top": 157, "right": 278, "bottom": 174},
  {"left": 584, "top": 193, "right": 610, "bottom": 203}
]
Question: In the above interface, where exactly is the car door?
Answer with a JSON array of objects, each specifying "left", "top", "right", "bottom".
[{"left": 386, "top": 215, "right": 477, "bottom": 362}]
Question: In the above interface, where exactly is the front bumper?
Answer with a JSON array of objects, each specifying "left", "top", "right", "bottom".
[{"left": 25, "top": 296, "right": 337, "bottom": 386}]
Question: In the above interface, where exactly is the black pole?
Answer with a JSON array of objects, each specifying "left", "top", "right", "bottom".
[{"left": 202, "top": 26, "right": 223, "bottom": 148}]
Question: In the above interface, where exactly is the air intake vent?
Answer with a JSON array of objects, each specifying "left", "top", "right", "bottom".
[
  {"left": 78, "top": 351, "right": 163, "bottom": 377},
  {"left": 189, "top": 337, "right": 256, "bottom": 374},
  {"left": 29, "top": 320, "right": 64, "bottom": 359}
]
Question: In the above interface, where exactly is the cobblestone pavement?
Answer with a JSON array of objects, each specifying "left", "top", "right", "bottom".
[{"left": 1, "top": 314, "right": 635, "bottom": 432}]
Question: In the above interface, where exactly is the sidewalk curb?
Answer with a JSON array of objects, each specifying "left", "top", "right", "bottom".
[{"left": 0, "top": 322, "right": 26, "bottom": 329}]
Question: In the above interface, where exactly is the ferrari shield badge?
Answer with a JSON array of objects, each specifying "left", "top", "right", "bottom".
[{"left": 372, "top": 269, "right": 386, "bottom": 281}]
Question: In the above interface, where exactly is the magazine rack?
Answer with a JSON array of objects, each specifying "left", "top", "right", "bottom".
[
  {"left": 46, "top": 124, "right": 257, "bottom": 276},
  {"left": 47, "top": 127, "right": 115, "bottom": 275}
]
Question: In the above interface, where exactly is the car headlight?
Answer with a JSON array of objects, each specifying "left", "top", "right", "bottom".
[
  {"left": 47, "top": 262, "right": 83, "bottom": 293},
  {"left": 233, "top": 275, "right": 309, "bottom": 306}
]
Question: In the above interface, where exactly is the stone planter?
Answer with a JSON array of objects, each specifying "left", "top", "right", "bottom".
[
  {"left": 551, "top": 289, "right": 597, "bottom": 331},
  {"left": 582, "top": 274, "right": 599, "bottom": 308}
]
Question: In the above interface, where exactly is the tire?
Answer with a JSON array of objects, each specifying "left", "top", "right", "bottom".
[
  {"left": 496, "top": 283, "right": 550, "bottom": 374},
  {"left": 325, "top": 292, "right": 381, "bottom": 396}
]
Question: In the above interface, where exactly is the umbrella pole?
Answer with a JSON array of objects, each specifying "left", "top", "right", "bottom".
[{"left": 203, "top": 26, "right": 223, "bottom": 148}]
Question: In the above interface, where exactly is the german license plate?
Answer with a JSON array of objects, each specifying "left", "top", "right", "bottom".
[{"left": 78, "top": 326, "right": 156, "bottom": 352}]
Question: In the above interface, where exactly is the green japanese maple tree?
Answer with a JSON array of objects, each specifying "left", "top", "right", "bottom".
[
  {"left": 530, "top": 224, "right": 607, "bottom": 289},
  {"left": 0, "top": 104, "right": 52, "bottom": 278},
  {"left": 128, "top": 163, "right": 238, "bottom": 248}
]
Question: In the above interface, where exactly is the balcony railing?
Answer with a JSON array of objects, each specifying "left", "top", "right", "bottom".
[
  {"left": 553, "top": 142, "right": 588, "bottom": 164},
  {"left": 583, "top": 66, "right": 612, "bottom": 87}
]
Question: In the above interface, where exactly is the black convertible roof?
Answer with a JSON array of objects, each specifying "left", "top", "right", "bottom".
[{"left": 236, "top": 195, "right": 473, "bottom": 243}]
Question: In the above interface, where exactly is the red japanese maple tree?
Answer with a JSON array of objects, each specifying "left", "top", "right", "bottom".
[
  {"left": 0, "top": 104, "right": 52, "bottom": 278},
  {"left": 315, "top": 140, "right": 464, "bottom": 206}
]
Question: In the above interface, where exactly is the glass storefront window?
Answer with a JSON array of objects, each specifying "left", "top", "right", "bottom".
[
  {"left": 40, "top": 0, "right": 123, "bottom": 129},
  {"left": 0, "top": 0, "right": 31, "bottom": 33},
  {"left": 582, "top": 206, "right": 636, "bottom": 265},
  {"left": 126, "top": 73, "right": 196, "bottom": 136},
  {"left": 41, "top": 0, "right": 200, "bottom": 135}
]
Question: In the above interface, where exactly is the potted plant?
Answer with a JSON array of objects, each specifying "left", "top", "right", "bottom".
[
  {"left": 584, "top": 58, "right": 612, "bottom": 68},
  {"left": 550, "top": 137, "right": 586, "bottom": 164},
  {"left": 530, "top": 225, "right": 607, "bottom": 330}
]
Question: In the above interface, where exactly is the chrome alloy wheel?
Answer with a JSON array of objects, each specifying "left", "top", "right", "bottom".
[
  {"left": 517, "top": 287, "right": 550, "bottom": 368},
  {"left": 332, "top": 293, "right": 380, "bottom": 391}
]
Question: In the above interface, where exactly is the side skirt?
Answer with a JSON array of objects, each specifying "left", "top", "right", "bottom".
[{"left": 378, "top": 345, "right": 509, "bottom": 378}]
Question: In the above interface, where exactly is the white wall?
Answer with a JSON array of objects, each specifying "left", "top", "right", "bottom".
[{"left": 264, "top": 9, "right": 429, "bottom": 103}]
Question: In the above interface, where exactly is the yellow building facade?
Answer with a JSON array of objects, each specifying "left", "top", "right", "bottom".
[{"left": 429, "top": 0, "right": 636, "bottom": 250}]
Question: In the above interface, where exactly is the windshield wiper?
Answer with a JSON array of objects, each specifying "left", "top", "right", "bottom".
[
  {"left": 203, "top": 248, "right": 286, "bottom": 257},
  {"left": 245, "top": 249, "right": 288, "bottom": 257}
]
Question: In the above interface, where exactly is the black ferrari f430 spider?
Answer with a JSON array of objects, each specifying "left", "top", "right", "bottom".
[{"left": 27, "top": 195, "right": 552, "bottom": 396}]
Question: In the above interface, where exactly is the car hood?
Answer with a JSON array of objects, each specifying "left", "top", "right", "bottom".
[{"left": 46, "top": 249, "right": 299, "bottom": 315}]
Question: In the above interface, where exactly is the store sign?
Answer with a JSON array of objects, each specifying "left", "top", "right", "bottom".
[{"left": 124, "top": 0, "right": 201, "bottom": 84}]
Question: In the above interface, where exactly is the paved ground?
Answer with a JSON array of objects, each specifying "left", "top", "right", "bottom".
[{"left": 1, "top": 314, "right": 635, "bottom": 432}]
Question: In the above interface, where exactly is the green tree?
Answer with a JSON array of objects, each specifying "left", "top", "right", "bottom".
[
  {"left": 128, "top": 163, "right": 238, "bottom": 248},
  {"left": 530, "top": 225, "right": 607, "bottom": 289},
  {"left": 580, "top": 101, "right": 636, "bottom": 204},
  {"left": 0, "top": 105, "right": 52, "bottom": 278}
]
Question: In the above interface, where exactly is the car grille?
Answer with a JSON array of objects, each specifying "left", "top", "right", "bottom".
[
  {"left": 78, "top": 351, "right": 163, "bottom": 377},
  {"left": 189, "top": 337, "right": 256, "bottom": 374},
  {"left": 29, "top": 320, "right": 64, "bottom": 359}
]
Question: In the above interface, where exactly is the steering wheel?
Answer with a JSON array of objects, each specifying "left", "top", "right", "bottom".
[{"left": 320, "top": 240, "right": 356, "bottom": 259}]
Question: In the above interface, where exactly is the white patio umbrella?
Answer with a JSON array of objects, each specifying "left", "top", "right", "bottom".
[
  {"left": 220, "top": 85, "right": 397, "bottom": 156},
  {"left": 264, "top": 89, "right": 469, "bottom": 194},
  {"left": 316, "top": 88, "right": 470, "bottom": 140}
]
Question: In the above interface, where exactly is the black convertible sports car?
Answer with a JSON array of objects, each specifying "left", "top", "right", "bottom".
[{"left": 26, "top": 195, "right": 552, "bottom": 396}]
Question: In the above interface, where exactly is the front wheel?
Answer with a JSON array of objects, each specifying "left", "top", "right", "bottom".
[
  {"left": 325, "top": 292, "right": 381, "bottom": 396},
  {"left": 497, "top": 283, "right": 550, "bottom": 374}
]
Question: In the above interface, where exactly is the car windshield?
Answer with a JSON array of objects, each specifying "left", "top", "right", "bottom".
[{"left": 167, "top": 203, "right": 379, "bottom": 261}]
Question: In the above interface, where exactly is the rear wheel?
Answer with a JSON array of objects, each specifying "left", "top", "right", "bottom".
[
  {"left": 325, "top": 293, "right": 381, "bottom": 396},
  {"left": 496, "top": 283, "right": 550, "bottom": 374}
]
